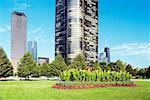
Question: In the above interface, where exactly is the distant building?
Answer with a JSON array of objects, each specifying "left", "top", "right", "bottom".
[
  {"left": 11, "top": 11, "right": 27, "bottom": 74},
  {"left": 104, "top": 47, "right": 110, "bottom": 63},
  {"left": 38, "top": 57, "right": 49, "bottom": 64},
  {"left": 99, "top": 52, "right": 107, "bottom": 63},
  {"left": 99, "top": 47, "right": 110, "bottom": 63},
  {"left": 28, "top": 41, "right": 37, "bottom": 63},
  {"left": 55, "top": 0, "right": 98, "bottom": 65}
]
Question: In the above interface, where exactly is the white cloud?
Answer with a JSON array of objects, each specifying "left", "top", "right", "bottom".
[
  {"left": 34, "top": 36, "right": 42, "bottom": 42},
  {"left": 0, "top": 25, "right": 10, "bottom": 33},
  {"left": 13, "top": 0, "right": 31, "bottom": 10},
  {"left": 29, "top": 27, "right": 42, "bottom": 35},
  {"left": 111, "top": 43, "right": 150, "bottom": 56},
  {"left": 28, "top": 26, "right": 54, "bottom": 45},
  {"left": 42, "top": 39, "right": 49, "bottom": 44}
]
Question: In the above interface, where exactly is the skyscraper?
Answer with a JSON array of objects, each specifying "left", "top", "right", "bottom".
[
  {"left": 99, "top": 52, "right": 107, "bottom": 63},
  {"left": 28, "top": 41, "right": 37, "bottom": 63},
  {"left": 55, "top": 0, "right": 98, "bottom": 65},
  {"left": 11, "top": 11, "right": 27, "bottom": 74},
  {"left": 104, "top": 47, "right": 110, "bottom": 63}
]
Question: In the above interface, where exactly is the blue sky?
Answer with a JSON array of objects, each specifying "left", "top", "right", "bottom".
[{"left": 0, "top": 0, "right": 149, "bottom": 67}]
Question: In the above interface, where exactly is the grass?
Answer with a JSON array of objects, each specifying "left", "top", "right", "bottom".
[{"left": 0, "top": 80, "right": 150, "bottom": 100}]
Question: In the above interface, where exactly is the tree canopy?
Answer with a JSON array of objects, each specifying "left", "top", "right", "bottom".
[
  {"left": 17, "top": 52, "right": 38, "bottom": 78},
  {"left": 0, "top": 47, "right": 13, "bottom": 77},
  {"left": 69, "top": 54, "right": 87, "bottom": 69},
  {"left": 48, "top": 54, "right": 67, "bottom": 77}
]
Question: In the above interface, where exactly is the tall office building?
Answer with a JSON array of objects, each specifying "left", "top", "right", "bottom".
[
  {"left": 104, "top": 47, "right": 110, "bottom": 63},
  {"left": 28, "top": 41, "right": 37, "bottom": 63},
  {"left": 11, "top": 11, "right": 27, "bottom": 74},
  {"left": 55, "top": 0, "right": 98, "bottom": 65},
  {"left": 99, "top": 52, "right": 107, "bottom": 63}
]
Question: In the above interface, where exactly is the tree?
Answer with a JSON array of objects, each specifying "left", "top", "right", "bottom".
[
  {"left": 125, "top": 64, "right": 137, "bottom": 76},
  {"left": 0, "top": 47, "right": 13, "bottom": 77},
  {"left": 132, "top": 68, "right": 138, "bottom": 76},
  {"left": 115, "top": 60, "right": 126, "bottom": 71},
  {"left": 92, "top": 61, "right": 101, "bottom": 70},
  {"left": 103, "top": 60, "right": 126, "bottom": 72},
  {"left": 125, "top": 64, "right": 133, "bottom": 74},
  {"left": 40, "top": 63, "right": 49, "bottom": 76},
  {"left": 32, "top": 64, "right": 40, "bottom": 77},
  {"left": 145, "top": 66, "right": 150, "bottom": 78},
  {"left": 99, "top": 62, "right": 107, "bottom": 70},
  {"left": 69, "top": 54, "right": 87, "bottom": 69},
  {"left": 48, "top": 54, "right": 67, "bottom": 77},
  {"left": 17, "top": 52, "right": 38, "bottom": 79},
  {"left": 137, "top": 69, "right": 145, "bottom": 77},
  {"left": 106, "top": 62, "right": 120, "bottom": 72}
]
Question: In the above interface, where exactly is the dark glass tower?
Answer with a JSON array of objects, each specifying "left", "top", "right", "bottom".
[{"left": 104, "top": 47, "right": 110, "bottom": 63}]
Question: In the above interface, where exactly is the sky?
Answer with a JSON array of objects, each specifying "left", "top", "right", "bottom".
[{"left": 0, "top": 0, "right": 149, "bottom": 68}]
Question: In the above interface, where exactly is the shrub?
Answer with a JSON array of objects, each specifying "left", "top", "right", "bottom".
[{"left": 60, "top": 69, "right": 132, "bottom": 82}]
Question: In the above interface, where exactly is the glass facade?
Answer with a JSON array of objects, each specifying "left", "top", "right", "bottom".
[
  {"left": 28, "top": 41, "right": 37, "bottom": 63},
  {"left": 104, "top": 47, "right": 110, "bottom": 63}
]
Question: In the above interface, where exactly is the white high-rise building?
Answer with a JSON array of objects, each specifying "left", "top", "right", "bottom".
[{"left": 55, "top": 0, "right": 98, "bottom": 65}]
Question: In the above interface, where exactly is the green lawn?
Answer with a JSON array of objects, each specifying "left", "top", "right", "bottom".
[{"left": 0, "top": 80, "right": 150, "bottom": 100}]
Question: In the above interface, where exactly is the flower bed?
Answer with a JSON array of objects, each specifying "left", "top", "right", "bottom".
[
  {"left": 52, "top": 69, "right": 137, "bottom": 89},
  {"left": 52, "top": 81, "right": 137, "bottom": 89}
]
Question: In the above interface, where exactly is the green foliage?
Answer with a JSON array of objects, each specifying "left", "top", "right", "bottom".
[
  {"left": 17, "top": 52, "right": 39, "bottom": 78},
  {"left": 125, "top": 64, "right": 138, "bottom": 76},
  {"left": 106, "top": 62, "right": 120, "bottom": 71},
  {"left": 32, "top": 64, "right": 40, "bottom": 77},
  {"left": 48, "top": 54, "right": 67, "bottom": 77},
  {"left": 40, "top": 63, "right": 49, "bottom": 76},
  {"left": 115, "top": 60, "right": 126, "bottom": 71},
  {"left": 125, "top": 64, "right": 133, "bottom": 74},
  {"left": 145, "top": 66, "right": 150, "bottom": 78},
  {"left": 92, "top": 61, "right": 101, "bottom": 70},
  {"left": 69, "top": 54, "right": 87, "bottom": 69},
  {"left": 99, "top": 62, "right": 107, "bottom": 70},
  {"left": 60, "top": 69, "right": 132, "bottom": 82},
  {"left": 0, "top": 47, "right": 13, "bottom": 77},
  {"left": 137, "top": 69, "right": 145, "bottom": 78}
]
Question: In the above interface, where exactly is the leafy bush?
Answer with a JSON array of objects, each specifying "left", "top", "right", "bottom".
[{"left": 60, "top": 69, "right": 132, "bottom": 82}]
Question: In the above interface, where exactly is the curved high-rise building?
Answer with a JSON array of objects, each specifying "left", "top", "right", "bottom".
[{"left": 55, "top": 0, "right": 98, "bottom": 65}]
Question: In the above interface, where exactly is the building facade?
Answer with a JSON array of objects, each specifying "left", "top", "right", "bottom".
[
  {"left": 104, "top": 47, "right": 110, "bottom": 63},
  {"left": 55, "top": 0, "right": 98, "bottom": 65},
  {"left": 38, "top": 57, "right": 49, "bottom": 64},
  {"left": 99, "top": 52, "right": 107, "bottom": 63},
  {"left": 11, "top": 11, "right": 27, "bottom": 74},
  {"left": 28, "top": 41, "right": 37, "bottom": 63}
]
